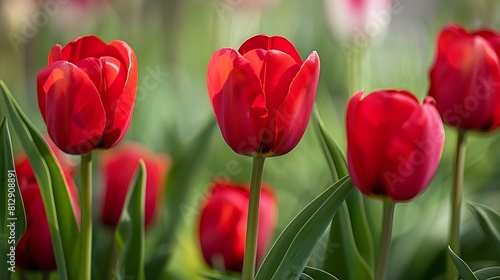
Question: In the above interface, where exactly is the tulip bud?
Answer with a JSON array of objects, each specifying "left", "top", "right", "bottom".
[
  {"left": 37, "top": 35, "right": 138, "bottom": 155},
  {"left": 15, "top": 143, "right": 80, "bottom": 271},
  {"left": 346, "top": 90, "right": 444, "bottom": 201},
  {"left": 429, "top": 23, "right": 500, "bottom": 131},
  {"left": 207, "top": 34, "right": 320, "bottom": 157},
  {"left": 198, "top": 181, "right": 277, "bottom": 272},
  {"left": 100, "top": 142, "right": 170, "bottom": 229}
]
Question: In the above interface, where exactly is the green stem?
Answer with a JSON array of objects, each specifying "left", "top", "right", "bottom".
[
  {"left": 241, "top": 156, "right": 266, "bottom": 280},
  {"left": 79, "top": 153, "right": 93, "bottom": 280},
  {"left": 347, "top": 42, "right": 370, "bottom": 96},
  {"left": 42, "top": 271, "right": 51, "bottom": 280},
  {"left": 375, "top": 200, "right": 396, "bottom": 280},
  {"left": 447, "top": 130, "right": 466, "bottom": 280}
]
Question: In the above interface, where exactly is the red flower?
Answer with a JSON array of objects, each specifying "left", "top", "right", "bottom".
[
  {"left": 37, "top": 35, "right": 138, "bottom": 155},
  {"left": 15, "top": 142, "right": 80, "bottom": 271},
  {"left": 198, "top": 181, "right": 277, "bottom": 272},
  {"left": 346, "top": 90, "right": 444, "bottom": 201},
  {"left": 207, "top": 34, "right": 320, "bottom": 157},
  {"left": 100, "top": 142, "right": 170, "bottom": 228},
  {"left": 429, "top": 23, "right": 500, "bottom": 131}
]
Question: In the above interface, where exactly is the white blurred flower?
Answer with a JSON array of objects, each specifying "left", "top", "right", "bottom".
[{"left": 324, "top": 0, "right": 393, "bottom": 42}]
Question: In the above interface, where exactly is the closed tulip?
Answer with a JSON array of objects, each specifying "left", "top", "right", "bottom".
[
  {"left": 346, "top": 90, "right": 444, "bottom": 201},
  {"left": 37, "top": 35, "right": 138, "bottom": 155},
  {"left": 429, "top": 23, "right": 500, "bottom": 131},
  {"left": 15, "top": 145, "right": 80, "bottom": 270},
  {"left": 198, "top": 181, "right": 277, "bottom": 272},
  {"left": 207, "top": 34, "right": 320, "bottom": 157},
  {"left": 100, "top": 142, "right": 170, "bottom": 228}
]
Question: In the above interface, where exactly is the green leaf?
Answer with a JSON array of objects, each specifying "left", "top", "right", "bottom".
[
  {"left": 474, "top": 267, "right": 500, "bottom": 280},
  {"left": 115, "top": 161, "right": 147, "bottom": 280},
  {"left": 468, "top": 202, "right": 500, "bottom": 259},
  {"left": 0, "top": 117, "right": 26, "bottom": 279},
  {"left": 448, "top": 246, "right": 478, "bottom": 280},
  {"left": 145, "top": 118, "right": 216, "bottom": 279},
  {"left": 300, "top": 274, "right": 314, "bottom": 280},
  {"left": 313, "top": 106, "right": 374, "bottom": 277},
  {"left": 255, "top": 176, "right": 354, "bottom": 280},
  {"left": 0, "top": 81, "right": 79, "bottom": 280},
  {"left": 312, "top": 106, "right": 347, "bottom": 182},
  {"left": 303, "top": 267, "right": 339, "bottom": 280}
]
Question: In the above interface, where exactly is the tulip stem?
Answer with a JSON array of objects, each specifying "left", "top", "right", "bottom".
[
  {"left": 375, "top": 200, "right": 395, "bottom": 280},
  {"left": 242, "top": 156, "right": 266, "bottom": 280},
  {"left": 79, "top": 152, "right": 93, "bottom": 280},
  {"left": 447, "top": 129, "right": 466, "bottom": 280}
]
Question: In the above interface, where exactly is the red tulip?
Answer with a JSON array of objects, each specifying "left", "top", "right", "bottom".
[
  {"left": 429, "top": 23, "right": 500, "bottom": 131},
  {"left": 346, "top": 90, "right": 444, "bottom": 201},
  {"left": 198, "top": 181, "right": 277, "bottom": 272},
  {"left": 207, "top": 34, "right": 320, "bottom": 157},
  {"left": 100, "top": 142, "right": 170, "bottom": 228},
  {"left": 37, "top": 35, "right": 138, "bottom": 155},
  {"left": 15, "top": 144, "right": 80, "bottom": 271}
]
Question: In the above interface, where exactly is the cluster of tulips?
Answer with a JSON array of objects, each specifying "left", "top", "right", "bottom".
[{"left": 1, "top": 13, "right": 500, "bottom": 280}]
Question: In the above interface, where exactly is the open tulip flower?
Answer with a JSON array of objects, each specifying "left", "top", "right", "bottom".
[
  {"left": 100, "top": 142, "right": 170, "bottom": 228},
  {"left": 346, "top": 90, "right": 445, "bottom": 201},
  {"left": 14, "top": 144, "right": 80, "bottom": 271},
  {"left": 429, "top": 23, "right": 500, "bottom": 131},
  {"left": 207, "top": 34, "right": 320, "bottom": 157},
  {"left": 198, "top": 181, "right": 277, "bottom": 272},
  {"left": 37, "top": 35, "right": 138, "bottom": 155}
]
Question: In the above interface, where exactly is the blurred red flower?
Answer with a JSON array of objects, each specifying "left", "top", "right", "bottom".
[
  {"left": 100, "top": 142, "right": 170, "bottom": 228},
  {"left": 429, "top": 23, "right": 500, "bottom": 131},
  {"left": 15, "top": 141, "right": 80, "bottom": 270},
  {"left": 37, "top": 35, "right": 138, "bottom": 155},
  {"left": 198, "top": 181, "right": 277, "bottom": 272},
  {"left": 207, "top": 34, "right": 320, "bottom": 157},
  {"left": 346, "top": 90, "right": 444, "bottom": 201}
]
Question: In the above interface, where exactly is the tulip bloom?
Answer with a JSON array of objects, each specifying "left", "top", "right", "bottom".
[
  {"left": 15, "top": 145, "right": 80, "bottom": 270},
  {"left": 100, "top": 142, "right": 170, "bottom": 228},
  {"left": 198, "top": 181, "right": 277, "bottom": 272},
  {"left": 37, "top": 35, "right": 138, "bottom": 155},
  {"left": 346, "top": 90, "right": 444, "bottom": 201},
  {"left": 429, "top": 23, "right": 500, "bottom": 131},
  {"left": 207, "top": 34, "right": 320, "bottom": 157},
  {"left": 324, "top": 0, "right": 394, "bottom": 42}
]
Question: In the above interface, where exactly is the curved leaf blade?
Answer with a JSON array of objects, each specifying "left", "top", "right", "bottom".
[
  {"left": 448, "top": 246, "right": 478, "bottom": 280},
  {"left": 303, "top": 266, "right": 339, "bottom": 280},
  {"left": 0, "top": 117, "right": 26, "bottom": 279},
  {"left": 0, "top": 80, "right": 79, "bottom": 280},
  {"left": 468, "top": 202, "right": 500, "bottom": 259},
  {"left": 474, "top": 267, "right": 500, "bottom": 280},
  {"left": 255, "top": 176, "right": 353, "bottom": 280},
  {"left": 115, "top": 161, "right": 147, "bottom": 280}
]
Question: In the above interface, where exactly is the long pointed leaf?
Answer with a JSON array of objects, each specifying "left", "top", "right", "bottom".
[
  {"left": 448, "top": 246, "right": 478, "bottom": 280},
  {"left": 115, "top": 161, "right": 147, "bottom": 280},
  {"left": 468, "top": 202, "right": 500, "bottom": 259},
  {"left": 255, "top": 176, "right": 353, "bottom": 280},
  {"left": 474, "top": 267, "right": 500, "bottom": 280},
  {"left": 0, "top": 81, "right": 79, "bottom": 279},
  {"left": 0, "top": 117, "right": 26, "bottom": 279},
  {"left": 303, "top": 267, "right": 339, "bottom": 280},
  {"left": 313, "top": 107, "right": 374, "bottom": 276}
]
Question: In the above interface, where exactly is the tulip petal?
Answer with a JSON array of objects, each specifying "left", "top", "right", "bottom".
[
  {"left": 430, "top": 36, "right": 500, "bottom": 130},
  {"left": 436, "top": 24, "right": 468, "bottom": 55},
  {"left": 347, "top": 91, "right": 419, "bottom": 197},
  {"left": 37, "top": 61, "right": 106, "bottom": 154},
  {"left": 271, "top": 51, "right": 320, "bottom": 156},
  {"left": 382, "top": 97, "right": 444, "bottom": 201},
  {"left": 238, "top": 34, "right": 303, "bottom": 65},
  {"left": 48, "top": 44, "right": 63, "bottom": 63},
  {"left": 207, "top": 48, "right": 267, "bottom": 156},
  {"left": 98, "top": 40, "right": 138, "bottom": 148},
  {"left": 474, "top": 30, "right": 500, "bottom": 56},
  {"left": 56, "top": 35, "right": 107, "bottom": 64}
]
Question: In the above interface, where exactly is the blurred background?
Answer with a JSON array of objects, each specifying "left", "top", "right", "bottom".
[{"left": 1, "top": 0, "right": 500, "bottom": 279}]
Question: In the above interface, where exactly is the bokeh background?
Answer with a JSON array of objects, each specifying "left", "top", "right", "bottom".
[{"left": 1, "top": 0, "right": 500, "bottom": 279}]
